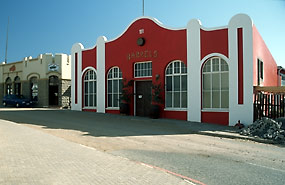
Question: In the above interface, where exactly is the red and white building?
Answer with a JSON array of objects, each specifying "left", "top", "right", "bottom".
[{"left": 71, "top": 14, "right": 280, "bottom": 126}]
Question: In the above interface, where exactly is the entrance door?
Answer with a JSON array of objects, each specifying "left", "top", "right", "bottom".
[
  {"left": 136, "top": 81, "right": 152, "bottom": 117},
  {"left": 49, "top": 85, "right": 58, "bottom": 105},
  {"left": 49, "top": 76, "right": 59, "bottom": 106}
]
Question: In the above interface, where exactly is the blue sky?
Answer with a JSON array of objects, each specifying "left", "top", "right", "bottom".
[{"left": 0, "top": 0, "right": 284, "bottom": 66}]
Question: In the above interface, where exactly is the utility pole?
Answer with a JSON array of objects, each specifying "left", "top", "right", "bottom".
[{"left": 5, "top": 17, "right": 9, "bottom": 64}]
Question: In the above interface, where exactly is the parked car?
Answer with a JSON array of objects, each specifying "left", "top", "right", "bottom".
[{"left": 2, "top": 95, "right": 34, "bottom": 107}]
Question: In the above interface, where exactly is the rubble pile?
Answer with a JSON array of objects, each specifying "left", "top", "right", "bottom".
[{"left": 240, "top": 117, "right": 285, "bottom": 143}]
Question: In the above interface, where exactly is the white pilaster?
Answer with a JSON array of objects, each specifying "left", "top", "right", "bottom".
[
  {"left": 71, "top": 43, "right": 84, "bottom": 111},
  {"left": 96, "top": 36, "right": 107, "bottom": 113},
  {"left": 187, "top": 19, "right": 202, "bottom": 122},
  {"left": 228, "top": 14, "right": 253, "bottom": 126}
]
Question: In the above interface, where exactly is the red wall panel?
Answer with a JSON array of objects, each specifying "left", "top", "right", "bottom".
[
  {"left": 163, "top": 111, "right": 187, "bottom": 121},
  {"left": 253, "top": 25, "right": 278, "bottom": 86},
  {"left": 200, "top": 29, "right": 228, "bottom": 60},
  {"left": 105, "top": 18, "right": 187, "bottom": 117},
  {"left": 238, "top": 28, "right": 244, "bottom": 104},
  {"left": 201, "top": 112, "right": 229, "bottom": 126},
  {"left": 82, "top": 47, "right": 97, "bottom": 71}
]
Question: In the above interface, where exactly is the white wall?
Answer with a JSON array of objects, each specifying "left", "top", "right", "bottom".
[{"left": 71, "top": 43, "right": 84, "bottom": 111}]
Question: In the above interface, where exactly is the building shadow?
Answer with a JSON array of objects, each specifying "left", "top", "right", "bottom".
[{"left": 0, "top": 108, "right": 237, "bottom": 138}]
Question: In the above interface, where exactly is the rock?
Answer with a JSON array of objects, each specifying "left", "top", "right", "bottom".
[{"left": 240, "top": 117, "right": 285, "bottom": 144}]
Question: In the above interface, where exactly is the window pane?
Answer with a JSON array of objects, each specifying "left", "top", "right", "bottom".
[
  {"left": 113, "top": 94, "right": 119, "bottom": 107},
  {"left": 181, "top": 92, "right": 187, "bottom": 108},
  {"left": 181, "top": 63, "right": 187, "bottom": 74},
  {"left": 113, "top": 80, "right": 118, "bottom": 93},
  {"left": 203, "top": 74, "right": 211, "bottom": 91},
  {"left": 94, "top": 94, "right": 97, "bottom": 106},
  {"left": 212, "top": 73, "right": 220, "bottom": 90},
  {"left": 174, "top": 62, "right": 180, "bottom": 74},
  {"left": 85, "top": 82, "right": 88, "bottom": 93},
  {"left": 212, "top": 58, "right": 219, "bottom": 72},
  {"left": 119, "top": 69, "right": 122, "bottom": 78},
  {"left": 114, "top": 68, "right": 118, "bottom": 78},
  {"left": 108, "top": 80, "right": 112, "bottom": 93},
  {"left": 221, "top": 73, "right": 229, "bottom": 90},
  {"left": 166, "top": 92, "right": 172, "bottom": 107},
  {"left": 203, "top": 61, "right": 211, "bottom": 72},
  {"left": 174, "top": 92, "right": 180, "bottom": 107},
  {"left": 166, "top": 63, "right": 173, "bottom": 74},
  {"left": 84, "top": 95, "right": 88, "bottom": 106},
  {"left": 89, "top": 81, "right": 94, "bottom": 93},
  {"left": 212, "top": 91, "right": 220, "bottom": 108},
  {"left": 221, "top": 59, "right": 228, "bottom": 71},
  {"left": 119, "top": 79, "right": 122, "bottom": 93},
  {"left": 108, "top": 94, "right": 112, "bottom": 107},
  {"left": 203, "top": 91, "right": 211, "bottom": 108},
  {"left": 89, "top": 95, "right": 94, "bottom": 107},
  {"left": 174, "top": 76, "right": 180, "bottom": 91},
  {"left": 166, "top": 76, "right": 172, "bottom": 91},
  {"left": 181, "top": 75, "right": 187, "bottom": 91},
  {"left": 221, "top": 90, "right": 229, "bottom": 108},
  {"left": 108, "top": 69, "right": 113, "bottom": 78},
  {"left": 94, "top": 81, "right": 96, "bottom": 93}
]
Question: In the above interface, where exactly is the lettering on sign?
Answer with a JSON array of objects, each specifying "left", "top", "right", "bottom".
[
  {"left": 127, "top": 50, "right": 158, "bottom": 60},
  {"left": 9, "top": 65, "right": 16, "bottom": 72},
  {"left": 48, "top": 64, "right": 59, "bottom": 72}
]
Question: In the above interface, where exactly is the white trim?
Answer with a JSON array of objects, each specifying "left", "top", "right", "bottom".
[
  {"left": 83, "top": 107, "right": 97, "bottom": 110},
  {"left": 200, "top": 25, "right": 228, "bottom": 32},
  {"left": 107, "top": 66, "right": 122, "bottom": 109},
  {"left": 107, "top": 17, "right": 185, "bottom": 43},
  {"left": 164, "top": 108, "right": 187, "bottom": 111},
  {"left": 201, "top": 56, "right": 229, "bottom": 110},
  {"left": 106, "top": 107, "right": 120, "bottom": 110},
  {"left": 96, "top": 36, "right": 107, "bottom": 113},
  {"left": 228, "top": 13, "right": 253, "bottom": 126},
  {"left": 187, "top": 19, "right": 201, "bottom": 123},
  {"left": 201, "top": 53, "right": 229, "bottom": 64},
  {"left": 82, "top": 66, "right": 96, "bottom": 77},
  {"left": 134, "top": 61, "right": 152, "bottom": 78},
  {"left": 201, "top": 109, "right": 229, "bottom": 112},
  {"left": 165, "top": 60, "right": 187, "bottom": 109},
  {"left": 71, "top": 43, "right": 84, "bottom": 111},
  {"left": 82, "top": 68, "right": 97, "bottom": 109}
]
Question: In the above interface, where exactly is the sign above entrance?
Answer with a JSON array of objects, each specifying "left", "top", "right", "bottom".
[
  {"left": 48, "top": 64, "right": 59, "bottom": 72},
  {"left": 127, "top": 50, "right": 158, "bottom": 61},
  {"left": 9, "top": 65, "right": 16, "bottom": 72}
]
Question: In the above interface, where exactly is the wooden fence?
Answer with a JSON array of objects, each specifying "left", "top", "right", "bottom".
[{"left": 253, "top": 86, "right": 285, "bottom": 121}]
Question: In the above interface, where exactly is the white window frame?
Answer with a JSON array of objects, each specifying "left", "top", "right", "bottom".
[
  {"left": 134, "top": 61, "right": 152, "bottom": 78},
  {"left": 83, "top": 70, "right": 97, "bottom": 109},
  {"left": 107, "top": 66, "right": 122, "bottom": 109},
  {"left": 202, "top": 57, "right": 229, "bottom": 111},
  {"left": 257, "top": 58, "right": 264, "bottom": 86},
  {"left": 165, "top": 60, "right": 187, "bottom": 110}
]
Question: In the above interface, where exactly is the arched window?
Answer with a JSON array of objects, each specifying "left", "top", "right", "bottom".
[
  {"left": 202, "top": 57, "right": 229, "bottom": 109},
  {"left": 165, "top": 60, "right": 187, "bottom": 109},
  {"left": 107, "top": 67, "right": 122, "bottom": 108},
  {"left": 5, "top": 77, "right": 12, "bottom": 95},
  {"left": 14, "top": 76, "right": 21, "bottom": 96},
  {"left": 83, "top": 70, "right": 97, "bottom": 108},
  {"left": 30, "top": 77, "right": 38, "bottom": 101}
]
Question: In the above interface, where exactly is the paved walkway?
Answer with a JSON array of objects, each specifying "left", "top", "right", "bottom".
[{"left": 0, "top": 119, "right": 189, "bottom": 185}]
